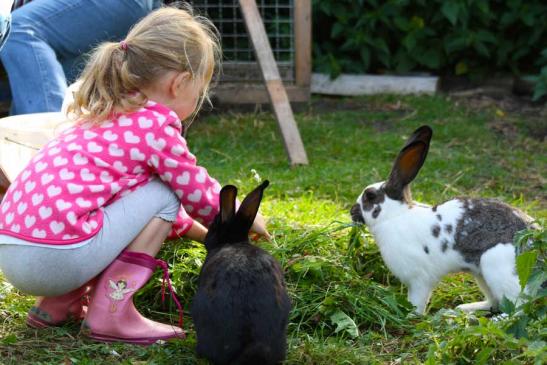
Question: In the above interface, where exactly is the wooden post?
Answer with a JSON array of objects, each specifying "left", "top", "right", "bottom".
[
  {"left": 294, "top": 0, "right": 312, "bottom": 89},
  {"left": 239, "top": 0, "right": 309, "bottom": 165}
]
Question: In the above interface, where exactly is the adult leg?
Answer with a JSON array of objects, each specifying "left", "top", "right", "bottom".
[{"left": 0, "top": 0, "right": 156, "bottom": 114}]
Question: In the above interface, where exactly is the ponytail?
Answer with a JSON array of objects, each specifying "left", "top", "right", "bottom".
[{"left": 67, "top": 6, "right": 220, "bottom": 124}]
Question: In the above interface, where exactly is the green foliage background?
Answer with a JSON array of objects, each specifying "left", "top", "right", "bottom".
[{"left": 312, "top": 0, "right": 547, "bottom": 99}]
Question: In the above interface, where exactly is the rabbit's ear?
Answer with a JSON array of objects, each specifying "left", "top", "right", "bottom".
[
  {"left": 385, "top": 126, "right": 432, "bottom": 198},
  {"left": 219, "top": 185, "right": 238, "bottom": 224},
  {"left": 235, "top": 180, "right": 270, "bottom": 229}
]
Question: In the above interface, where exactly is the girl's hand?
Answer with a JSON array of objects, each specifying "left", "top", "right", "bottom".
[
  {"left": 250, "top": 212, "right": 271, "bottom": 241},
  {"left": 184, "top": 219, "right": 208, "bottom": 243}
]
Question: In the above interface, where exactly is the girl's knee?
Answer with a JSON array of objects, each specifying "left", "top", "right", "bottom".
[{"left": 146, "top": 179, "right": 180, "bottom": 216}]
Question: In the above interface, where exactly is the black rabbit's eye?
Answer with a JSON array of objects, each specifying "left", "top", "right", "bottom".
[{"left": 365, "top": 189, "right": 377, "bottom": 201}]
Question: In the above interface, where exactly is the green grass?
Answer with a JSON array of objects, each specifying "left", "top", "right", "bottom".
[{"left": 1, "top": 95, "right": 545, "bottom": 364}]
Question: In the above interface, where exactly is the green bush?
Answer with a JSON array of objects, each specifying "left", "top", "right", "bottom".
[{"left": 313, "top": 0, "right": 547, "bottom": 95}]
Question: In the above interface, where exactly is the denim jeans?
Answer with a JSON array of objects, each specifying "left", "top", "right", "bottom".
[
  {"left": 0, "top": 1, "right": 13, "bottom": 50},
  {"left": 0, "top": 0, "right": 160, "bottom": 115}
]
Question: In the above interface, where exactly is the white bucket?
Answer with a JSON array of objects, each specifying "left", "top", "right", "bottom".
[
  {"left": 0, "top": 112, "right": 69, "bottom": 182},
  {"left": 0, "top": 82, "right": 78, "bottom": 184}
]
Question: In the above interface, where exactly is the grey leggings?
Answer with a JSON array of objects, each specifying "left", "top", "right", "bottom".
[{"left": 0, "top": 179, "right": 179, "bottom": 296}]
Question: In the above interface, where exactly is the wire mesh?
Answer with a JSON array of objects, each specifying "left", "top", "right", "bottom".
[{"left": 192, "top": 0, "right": 295, "bottom": 82}]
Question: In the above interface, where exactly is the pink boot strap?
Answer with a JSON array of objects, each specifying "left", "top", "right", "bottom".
[{"left": 156, "top": 259, "right": 184, "bottom": 329}]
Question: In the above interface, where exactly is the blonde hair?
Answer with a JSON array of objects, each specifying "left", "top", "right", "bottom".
[{"left": 68, "top": 5, "right": 220, "bottom": 124}]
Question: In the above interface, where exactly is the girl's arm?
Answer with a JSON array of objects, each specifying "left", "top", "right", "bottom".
[{"left": 145, "top": 118, "right": 221, "bottom": 237}]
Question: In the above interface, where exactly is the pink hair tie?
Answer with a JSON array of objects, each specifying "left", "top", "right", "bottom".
[{"left": 119, "top": 40, "right": 128, "bottom": 51}]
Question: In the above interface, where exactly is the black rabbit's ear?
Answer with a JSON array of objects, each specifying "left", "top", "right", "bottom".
[
  {"left": 235, "top": 180, "right": 269, "bottom": 229},
  {"left": 219, "top": 185, "right": 238, "bottom": 224},
  {"left": 385, "top": 126, "right": 432, "bottom": 199}
]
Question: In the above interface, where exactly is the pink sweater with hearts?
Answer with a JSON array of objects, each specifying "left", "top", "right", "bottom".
[{"left": 0, "top": 101, "right": 221, "bottom": 245}]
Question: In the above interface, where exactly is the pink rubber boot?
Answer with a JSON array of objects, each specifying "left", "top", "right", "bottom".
[
  {"left": 26, "top": 278, "right": 96, "bottom": 329},
  {"left": 82, "top": 250, "right": 185, "bottom": 345}
]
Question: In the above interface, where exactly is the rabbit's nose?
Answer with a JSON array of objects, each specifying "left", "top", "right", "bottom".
[{"left": 350, "top": 204, "right": 365, "bottom": 224}]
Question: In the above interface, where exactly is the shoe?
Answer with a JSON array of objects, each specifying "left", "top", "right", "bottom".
[
  {"left": 82, "top": 250, "right": 184, "bottom": 345},
  {"left": 26, "top": 278, "right": 95, "bottom": 329}
]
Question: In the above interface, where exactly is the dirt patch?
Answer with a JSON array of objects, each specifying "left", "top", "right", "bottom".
[{"left": 449, "top": 91, "right": 547, "bottom": 142}]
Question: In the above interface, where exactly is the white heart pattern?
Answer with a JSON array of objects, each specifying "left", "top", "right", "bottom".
[
  {"left": 68, "top": 183, "right": 84, "bottom": 194},
  {"left": 124, "top": 131, "right": 140, "bottom": 144},
  {"left": 113, "top": 161, "right": 127, "bottom": 173},
  {"left": 130, "top": 148, "right": 145, "bottom": 161},
  {"left": 48, "top": 147, "right": 61, "bottom": 156},
  {"left": 138, "top": 117, "right": 153, "bottom": 129},
  {"left": 13, "top": 190, "right": 22, "bottom": 203},
  {"left": 35, "top": 161, "right": 48, "bottom": 173},
  {"left": 49, "top": 221, "right": 65, "bottom": 234},
  {"left": 108, "top": 143, "right": 124, "bottom": 157},
  {"left": 21, "top": 170, "right": 31, "bottom": 181},
  {"left": 89, "top": 184, "right": 105, "bottom": 193},
  {"left": 84, "top": 130, "right": 98, "bottom": 140},
  {"left": 80, "top": 169, "right": 95, "bottom": 182},
  {"left": 67, "top": 142, "right": 82, "bottom": 151},
  {"left": 195, "top": 168, "right": 206, "bottom": 183},
  {"left": 103, "top": 130, "right": 118, "bottom": 141},
  {"left": 188, "top": 189, "right": 202, "bottom": 202},
  {"left": 165, "top": 158, "right": 178, "bottom": 168},
  {"left": 47, "top": 185, "right": 62, "bottom": 198},
  {"left": 5, "top": 212, "right": 15, "bottom": 224},
  {"left": 198, "top": 205, "right": 212, "bottom": 216},
  {"left": 100, "top": 171, "right": 113, "bottom": 183},
  {"left": 31, "top": 193, "right": 44, "bottom": 206},
  {"left": 66, "top": 212, "right": 78, "bottom": 225},
  {"left": 53, "top": 156, "right": 68, "bottom": 167},
  {"left": 32, "top": 229, "right": 47, "bottom": 238},
  {"left": 60, "top": 168, "right": 75, "bottom": 180},
  {"left": 118, "top": 116, "right": 133, "bottom": 126},
  {"left": 176, "top": 172, "right": 190, "bottom": 185},
  {"left": 25, "top": 180, "right": 36, "bottom": 193},
  {"left": 41, "top": 173, "right": 55, "bottom": 185},
  {"left": 76, "top": 197, "right": 92, "bottom": 208},
  {"left": 24, "top": 215, "right": 36, "bottom": 228},
  {"left": 17, "top": 202, "right": 28, "bottom": 215},
  {"left": 39, "top": 206, "right": 53, "bottom": 219},
  {"left": 145, "top": 133, "right": 166, "bottom": 151},
  {"left": 171, "top": 144, "right": 185, "bottom": 156},
  {"left": 56, "top": 199, "right": 72, "bottom": 211},
  {"left": 88, "top": 142, "right": 103, "bottom": 153},
  {"left": 73, "top": 153, "right": 88, "bottom": 165}
]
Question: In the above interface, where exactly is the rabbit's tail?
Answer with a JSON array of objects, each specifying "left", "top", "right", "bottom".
[{"left": 231, "top": 342, "right": 275, "bottom": 365}]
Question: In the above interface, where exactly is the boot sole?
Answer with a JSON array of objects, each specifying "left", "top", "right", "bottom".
[
  {"left": 26, "top": 314, "right": 53, "bottom": 329},
  {"left": 86, "top": 331, "right": 186, "bottom": 345},
  {"left": 26, "top": 307, "right": 87, "bottom": 329}
]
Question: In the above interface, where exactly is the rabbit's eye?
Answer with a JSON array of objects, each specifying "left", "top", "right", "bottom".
[{"left": 365, "top": 189, "right": 377, "bottom": 201}]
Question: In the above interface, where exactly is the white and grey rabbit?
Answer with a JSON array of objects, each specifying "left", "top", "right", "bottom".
[{"left": 350, "top": 125, "right": 537, "bottom": 314}]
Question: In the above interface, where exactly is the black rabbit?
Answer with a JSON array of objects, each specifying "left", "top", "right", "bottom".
[{"left": 191, "top": 180, "right": 291, "bottom": 365}]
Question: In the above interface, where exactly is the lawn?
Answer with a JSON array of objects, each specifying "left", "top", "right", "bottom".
[{"left": 0, "top": 94, "right": 545, "bottom": 364}]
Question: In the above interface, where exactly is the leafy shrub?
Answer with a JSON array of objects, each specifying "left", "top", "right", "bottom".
[
  {"left": 313, "top": 0, "right": 547, "bottom": 87},
  {"left": 525, "top": 48, "right": 547, "bottom": 101}
]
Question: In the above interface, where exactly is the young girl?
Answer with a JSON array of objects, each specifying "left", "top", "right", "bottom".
[{"left": 0, "top": 6, "right": 268, "bottom": 345}]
